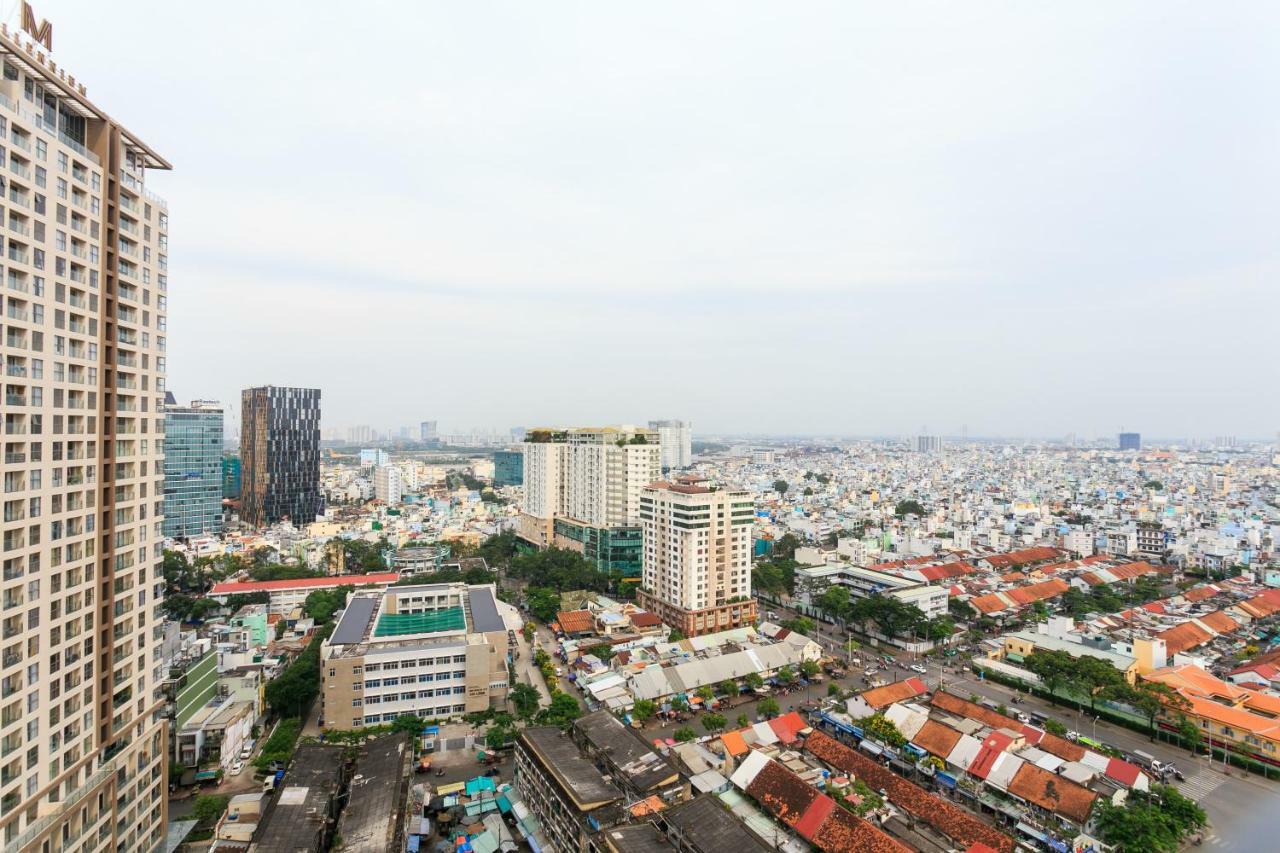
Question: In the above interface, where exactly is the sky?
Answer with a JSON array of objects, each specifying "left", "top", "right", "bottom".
[{"left": 34, "top": 1, "right": 1280, "bottom": 439}]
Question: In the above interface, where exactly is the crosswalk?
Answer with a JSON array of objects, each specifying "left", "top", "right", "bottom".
[{"left": 1176, "top": 769, "right": 1226, "bottom": 801}]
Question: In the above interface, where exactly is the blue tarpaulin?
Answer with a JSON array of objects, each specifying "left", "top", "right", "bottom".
[{"left": 935, "top": 772, "right": 957, "bottom": 789}]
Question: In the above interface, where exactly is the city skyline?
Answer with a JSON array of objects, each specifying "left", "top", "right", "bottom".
[{"left": 37, "top": 0, "right": 1276, "bottom": 437}]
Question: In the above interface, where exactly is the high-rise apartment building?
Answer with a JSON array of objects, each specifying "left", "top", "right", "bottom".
[
  {"left": 162, "top": 400, "right": 223, "bottom": 539},
  {"left": 0, "top": 14, "right": 172, "bottom": 851},
  {"left": 649, "top": 419, "right": 692, "bottom": 470},
  {"left": 916, "top": 434, "right": 943, "bottom": 453},
  {"left": 518, "top": 426, "right": 660, "bottom": 577},
  {"left": 374, "top": 464, "right": 401, "bottom": 504},
  {"left": 240, "top": 386, "right": 322, "bottom": 527},
  {"left": 419, "top": 420, "right": 437, "bottom": 442},
  {"left": 636, "top": 477, "right": 757, "bottom": 636},
  {"left": 1119, "top": 432, "right": 1141, "bottom": 451}
]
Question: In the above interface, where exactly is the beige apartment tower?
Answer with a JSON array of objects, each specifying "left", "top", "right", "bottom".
[
  {"left": 0, "top": 14, "right": 171, "bottom": 852},
  {"left": 636, "top": 477, "right": 757, "bottom": 637}
]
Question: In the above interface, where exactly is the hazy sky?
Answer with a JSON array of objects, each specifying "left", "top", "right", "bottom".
[{"left": 42, "top": 1, "right": 1280, "bottom": 438}]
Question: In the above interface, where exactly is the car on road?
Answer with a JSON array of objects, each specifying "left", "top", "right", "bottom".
[
  {"left": 229, "top": 760, "right": 244, "bottom": 776},
  {"left": 1015, "top": 712, "right": 1030, "bottom": 724},
  {"left": 1065, "top": 730, "right": 1080, "bottom": 742},
  {"left": 909, "top": 664, "right": 927, "bottom": 674}
]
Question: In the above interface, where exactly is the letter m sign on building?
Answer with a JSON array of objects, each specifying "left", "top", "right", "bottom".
[{"left": 21, "top": 3, "right": 52, "bottom": 51}]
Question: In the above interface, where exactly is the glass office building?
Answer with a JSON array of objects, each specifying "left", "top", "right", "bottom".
[{"left": 163, "top": 401, "right": 225, "bottom": 538}]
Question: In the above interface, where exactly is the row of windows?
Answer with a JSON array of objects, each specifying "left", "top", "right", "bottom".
[
  {"left": 359, "top": 655, "right": 466, "bottom": 673},
  {"left": 356, "top": 671, "right": 466, "bottom": 689},
  {"left": 352, "top": 687, "right": 465, "bottom": 706},
  {"left": 353, "top": 706, "right": 467, "bottom": 726}
]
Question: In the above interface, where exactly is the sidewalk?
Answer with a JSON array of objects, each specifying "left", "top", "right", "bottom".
[{"left": 513, "top": 628, "right": 553, "bottom": 705}]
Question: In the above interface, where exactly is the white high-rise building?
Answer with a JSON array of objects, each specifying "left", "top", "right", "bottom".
[
  {"left": 636, "top": 477, "right": 757, "bottom": 636},
  {"left": 518, "top": 426, "right": 660, "bottom": 553},
  {"left": 375, "top": 464, "right": 403, "bottom": 504},
  {"left": 649, "top": 419, "right": 692, "bottom": 470}
]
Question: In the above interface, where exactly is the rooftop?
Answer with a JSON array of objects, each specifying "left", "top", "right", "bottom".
[
  {"left": 519, "top": 727, "right": 622, "bottom": 811},
  {"left": 335, "top": 733, "right": 413, "bottom": 851},
  {"left": 253, "top": 744, "right": 345, "bottom": 852},
  {"left": 661, "top": 795, "right": 771, "bottom": 853}
]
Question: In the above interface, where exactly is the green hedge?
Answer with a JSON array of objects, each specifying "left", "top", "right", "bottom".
[{"left": 255, "top": 718, "right": 302, "bottom": 770}]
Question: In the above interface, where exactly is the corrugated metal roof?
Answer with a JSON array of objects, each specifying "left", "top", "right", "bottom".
[{"left": 469, "top": 586, "right": 506, "bottom": 633}]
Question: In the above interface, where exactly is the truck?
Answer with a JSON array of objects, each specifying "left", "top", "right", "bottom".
[{"left": 1130, "top": 750, "right": 1166, "bottom": 774}]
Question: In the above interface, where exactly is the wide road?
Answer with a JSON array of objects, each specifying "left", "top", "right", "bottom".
[{"left": 762, "top": 598, "right": 1280, "bottom": 851}]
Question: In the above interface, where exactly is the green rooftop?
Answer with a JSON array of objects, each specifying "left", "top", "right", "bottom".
[{"left": 374, "top": 606, "right": 467, "bottom": 637}]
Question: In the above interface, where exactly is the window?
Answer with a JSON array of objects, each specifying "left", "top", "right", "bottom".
[{"left": 351, "top": 698, "right": 361, "bottom": 707}]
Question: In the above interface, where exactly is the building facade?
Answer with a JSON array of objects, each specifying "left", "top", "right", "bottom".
[
  {"left": 320, "top": 584, "right": 510, "bottom": 729},
  {"left": 374, "top": 464, "right": 401, "bottom": 504},
  {"left": 1119, "top": 432, "right": 1141, "bottom": 451},
  {"left": 240, "top": 386, "right": 322, "bottom": 527},
  {"left": 0, "top": 16, "right": 172, "bottom": 851},
  {"left": 636, "top": 478, "right": 758, "bottom": 636},
  {"left": 649, "top": 419, "right": 692, "bottom": 470},
  {"left": 519, "top": 426, "right": 660, "bottom": 577},
  {"left": 221, "top": 453, "right": 241, "bottom": 500},
  {"left": 162, "top": 400, "right": 223, "bottom": 538},
  {"left": 419, "top": 421, "right": 437, "bottom": 442},
  {"left": 493, "top": 449, "right": 523, "bottom": 488},
  {"left": 916, "top": 434, "right": 944, "bottom": 453}
]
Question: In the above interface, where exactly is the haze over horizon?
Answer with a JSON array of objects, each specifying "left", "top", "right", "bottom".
[{"left": 45, "top": 0, "right": 1279, "bottom": 437}]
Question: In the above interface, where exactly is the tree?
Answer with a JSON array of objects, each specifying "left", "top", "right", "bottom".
[
  {"left": 772, "top": 533, "right": 801, "bottom": 561},
  {"left": 391, "top": 714, "right": 425, "bottom": 735},
  {"left": 1121, "top": 680, "right": 1189, "bottom": 739},
  {"left": 192, "top": 795, "right": 230, "bottom": 827},
  {"left": 816, "top": 586, "right": 851, "bottom": 625},
  {"left": 525, "top": 587, "right": 561, "bottom": 623},
  {"left": 828, "top": 683, "right": 843, "bottom": 698},
  {"left": 800, "top": 660, "right": 821, "bottom": 680},
  {"left": 717, "top": 679, "right": 737, "bottom": 696},
  {"left": 773, "top": 480, "right": 789, "bottom": 496},
  {"left": 744, "top": 672, "right": 764, "bottom": 690},
  {"left": 265, "top": 628, "right": 329, "bottom": 717},
  {"left": 536, "top": 692, "right": 583, "bottom": 729},
  {"left": 1094, "top": 784, "right": 1206, "bottom": 852},
  {"left": 862, "top": 713, "right": 907, "bottom": 748},
  {"left": 510, "top": 683, "right": 541, "bottom": 721},
  {"left": 803, "top": 487, "right": 814, "bottom": 496},
  {"left": 1024, "top": 649, "right": 1077, "bottom": 705},
  {"left": 585, "top": 643, "right": 616, "bottom": 663},
  {"left": 757, "top": 697, "right": 780, "bottom": 718},
  {"left": 632, "top": 699, "right": 656, "bottom": 724},
  {"left": 667, "top": 629, "right": 686, "bottom": 642},
  {"left": 702, "top": 713, "right": 727, "bottom": 734},
  {"left": 1043, "top": 718, "right": 1068, "bottom": 736},
  {"left": 696, "top": 686, "right": 715, "bottom": 703},
  {"left": 894, "top": 499, "right": 924, "bottom": 518},
  {"left": 673, "top": 727, "right": 697, "bottom": 742},
  {"left": 996, "top": 703, "right": 1008, "bottom": 717},
  {"left": 736, "top": 713, "right": 750, "bottom": 728},
  {"left": 303, "top": 586, "right": 351, "bottom": 625},
  {"left": 1177, "top": 716, "right": 1202, "bottom": 753},
  {"left": 782, "top": 616, "right": 815, "bottom": 635},
  {"left": 776, "top": 665, "right": 797, "bottom": 684},
  {"left": 948, "top": 598, "right": 977, "bottom": 621}
]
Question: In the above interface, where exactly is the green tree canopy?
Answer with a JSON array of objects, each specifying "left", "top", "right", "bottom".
[
  {"left": 510, "top": 683, "right": 541, "bottom": 720},
  {"left": 862, "top": 713, "right": 907, "bottom": 748},
  {"left": 894, "top": 499, "right": 925, "bottom": 518}
]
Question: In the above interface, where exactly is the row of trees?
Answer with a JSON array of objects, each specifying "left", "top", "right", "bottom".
[
  {"left": 1022, "top": 649, "right": 1199, "bottom": 745},
  {"left": 265, "top": 626, "right": 332, "bottom": 718},
  {"left": 1094, "top": 784, "right": 1206, "bottom": 852},
  {"left": 812, "top": 584, "right": 956, "bottom": 641}
]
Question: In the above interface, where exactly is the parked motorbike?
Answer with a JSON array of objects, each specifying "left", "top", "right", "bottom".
[{"left": 1174, "top": 769, "right": 1186, "bottom": 782}]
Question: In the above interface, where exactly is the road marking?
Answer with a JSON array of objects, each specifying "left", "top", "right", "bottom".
[{"left": 1177, "top": 771, "right": 1225, "bottom": 801}]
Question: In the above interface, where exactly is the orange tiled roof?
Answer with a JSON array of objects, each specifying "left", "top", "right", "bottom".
[
  {"left": 1007, "top": 762, "right": 1097, "bottom": 823},
  {"left": 720, "top": 730, "right": 749, "bottom": 757},
  {"left": 556, "top": 609, "right": 596, "bottom": 634},
  {"left": 1183, "top": 586, "right": 1219, "bottom": 603},
  {"left": 984, "top": 547, "right": 1060, "bottom": 569},
  {"left": 859, "top": 677, "right": 928, "bottom": 710},
  {"left": 1156, "top": 621, "right": 1214, "bottom": 655},
  {"left": 971, "top": 593, "right": 1009, "bottom": 615},
  {"left": 912, "top": 719, "right": 962, "bottom": 758},
  {"left": 1198, "top": 610, "right": 1239, "bottom": 635}
]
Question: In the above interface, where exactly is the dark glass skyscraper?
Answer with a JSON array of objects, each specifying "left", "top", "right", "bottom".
[{"left": 241, "top": 386, "right": 322, "bottom": 527}]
